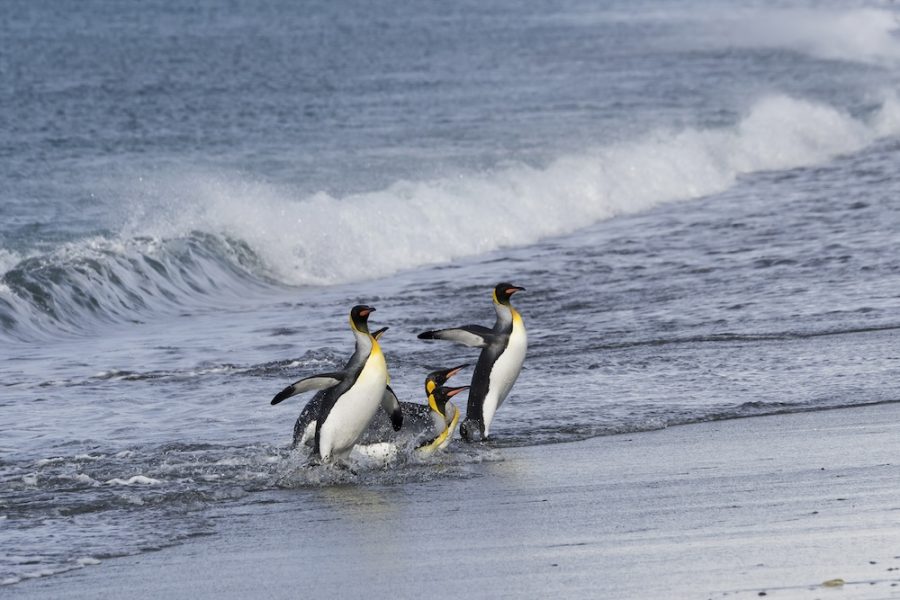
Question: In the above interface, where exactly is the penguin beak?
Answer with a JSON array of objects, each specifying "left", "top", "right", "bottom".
[
  {"left": 442, "top": 364, "right": 468, "bottom": 381},
  {"left": 505, "top": 286, "right": 525, "bottom": 296},
  {"left": 443, "top": 386, "right": 469, "bottom": 399},
  {"left": 371, "top": 326, "right": 388, "bottom": 340},
  {"left": 428, "top": 364, "right": 468, "bottom": 386}
]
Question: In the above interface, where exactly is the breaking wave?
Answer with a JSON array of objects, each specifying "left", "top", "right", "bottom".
[{"left": 2, "top": 92, "right": 899, "bottom": 339}]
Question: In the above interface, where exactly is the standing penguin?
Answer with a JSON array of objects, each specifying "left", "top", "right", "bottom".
[
  {"left": 418, "top": 283, "right": 527, "bottom": 441},
  {"left": 270, "top": 305, "right": 398, "bottom": 462},
  {"left": 288, "top": 327, "right": 402, "bottom": 450}
]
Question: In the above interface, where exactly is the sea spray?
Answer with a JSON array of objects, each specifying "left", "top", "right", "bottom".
[
  {"left": 702, "top": 7, "right": 900, "bottom": 66},
  {"left": 2, "top": 92, "right": 899, "bottom": 338},
  {"left": 117, "top": 93, "right": 900, "bottom": 285}
]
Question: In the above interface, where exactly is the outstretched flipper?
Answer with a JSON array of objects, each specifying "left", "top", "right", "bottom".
[
  {"left": 417, "top": 325, "right": 497, "bottom": 348},
  {"left": 271, "top": 372, "right": 344, "bottom": 405},
  {"left": 381, "top": 385, "right": 404, "bottom": 431}
]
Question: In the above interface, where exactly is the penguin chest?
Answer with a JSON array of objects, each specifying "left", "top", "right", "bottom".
[
  {"left": 438, "top": 404, "right": 460, "bottom": 450},
  {"left": 483, "top": 315, "right": 527, "bottom": 433},
  {"left": 430, "top": 411, "right": 447, "bottom": 438},
  {"left": 319, "top": 352, "right": 387, "bottom": 458}
]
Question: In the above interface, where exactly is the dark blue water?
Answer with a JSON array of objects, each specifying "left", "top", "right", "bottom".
[{"left": 2, "top": 0, "right": 900, "bottom": 588}]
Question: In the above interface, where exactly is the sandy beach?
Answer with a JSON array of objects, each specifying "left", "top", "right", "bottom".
[{"left": 10, "top": 402, "right": 900, "bottom": 600}]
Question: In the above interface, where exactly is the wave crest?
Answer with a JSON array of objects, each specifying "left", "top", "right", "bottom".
[
  {"left": 2, "top": 92, "right": 899, "bottom": 338},
  {"left": 0, "top": 233, "right": 269, "bottom": 339},
  {"left": 129, "top": 92, "right": 898, "bottom": 286}
]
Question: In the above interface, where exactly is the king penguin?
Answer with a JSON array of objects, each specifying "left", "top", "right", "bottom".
[
  {"left": 415, "top": 364, "right": 468, "bottom": 456},
  {"left": 289, "top": 327, "right": 401, "bottom": 450},
  {"left": 418, "top": 282, "right": 527, "bottom": 442},
  {"left": 270, "top": 305, "right": 399, "bottom": 462}
]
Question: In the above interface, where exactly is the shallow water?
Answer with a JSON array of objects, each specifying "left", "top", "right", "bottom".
[{"left": 2, "top": 0, "right": 900, "bottom": 587}]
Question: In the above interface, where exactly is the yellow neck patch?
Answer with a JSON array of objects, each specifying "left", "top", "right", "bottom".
[
  {"left": 427, "top": 393, "right": 441, "bottom": 416},
  {"left": 368, "top": 335, "right": 389, "bottom": 383}
]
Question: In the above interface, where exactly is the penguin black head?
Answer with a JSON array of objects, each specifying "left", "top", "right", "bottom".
[
  {"left": 493, "top": 282, "right": 525, "bottom": 305},
  {"left": 425, "top": 364, "right": 467, "bottom": 392},
  {"left": 349, "top": 305, "right": 375, "bottom": 334},
  {"left": 428, "top": 385, "right": 469, "bottom": 418},
  {"left": 425, "top": 364, "right": 468, "bottom": 417}
]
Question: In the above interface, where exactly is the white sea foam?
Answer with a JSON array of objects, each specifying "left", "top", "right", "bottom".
[
  {"left": 563, "top": 6, "right": 900, "bottom": 66},
  {"left": 351, "top": 442, "right": 400, "bottom": 465},
  {"left": 73, "top": 473, "right": 100, "bottom": 486},
  {"left": 122, "top": 93, "right": 900, "bottom": 287},
  {"left": 718, "top": 8, "right": 900, "bottom": 66},
  {"left": 74, "top": 454, "right": 103, "bottom": 461},
  {"left": 0, "top": 249, "right": 23, "bottom": 294},
  {"left": 875, "top": 90, "right": 900, "bottom": 136},
  {"left": 105, "top": 475, "right": 162, "bottom": 486},
  {"left": 21, "top": 568, "right": 56, "bottom": 580},
  {"left": 0, "top": 249, "right": 21, "bottom": 274}
]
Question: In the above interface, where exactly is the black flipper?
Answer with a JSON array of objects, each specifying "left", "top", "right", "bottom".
[
  {"left": 271, "top": 372, "right": 344, "bottom": 405},
  {"left": 417, "top": 325, "right": 497, "bottom": 348},
  {"left": 381, "top": 385, "right": 403, "bottom": 431}
]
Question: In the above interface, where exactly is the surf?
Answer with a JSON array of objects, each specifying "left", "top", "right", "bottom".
[{"left": 2, "top": 92, "right": 899, "bottom": 340}]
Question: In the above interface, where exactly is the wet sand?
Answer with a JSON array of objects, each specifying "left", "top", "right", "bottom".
[{"left": 13, "top": 402, "right": 900, "bottom": 599}]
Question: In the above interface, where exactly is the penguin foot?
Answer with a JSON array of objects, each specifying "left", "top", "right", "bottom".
[{"left": 460, "top": 419, "right": 485, "bottom": 443}]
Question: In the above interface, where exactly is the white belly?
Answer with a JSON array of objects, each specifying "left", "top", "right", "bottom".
[
  {"left": 483, "top": 315, "right": 527, "bottom": 436},
  {"left": 318, "top": 351, "right": 387, "bottom": 460},
  {"left": 299, "top": 421, "right": 316, "bottom": 447}
]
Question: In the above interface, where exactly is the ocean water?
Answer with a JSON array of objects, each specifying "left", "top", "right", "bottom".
[{"left": 2, "top": 0, "right": 900, "bottom": 587}]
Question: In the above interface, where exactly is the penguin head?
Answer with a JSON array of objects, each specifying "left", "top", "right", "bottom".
[
  {"left": 349, "top": 305, "right": 375, "bottom": 334},
  {"left": 425, "top": 364, "right": 468, "bottom": 416},
  {"left": 430, "top": 385, "right": 469, "bottom": 418},
  {"left": 425, "top": 364, "right": 467, "bottom": 390},
  {"left": 492, "top": 282, "right": 525, "bottom": 305}
]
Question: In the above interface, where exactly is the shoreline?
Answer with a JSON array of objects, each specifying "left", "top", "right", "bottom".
[{"left": 11, "top": 402, "right": 900, "bottom": 599}]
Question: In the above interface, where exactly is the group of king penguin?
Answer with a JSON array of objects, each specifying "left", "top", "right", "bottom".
[{"left": 268, "top": 282, "right": 528, "bottom": 463}]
